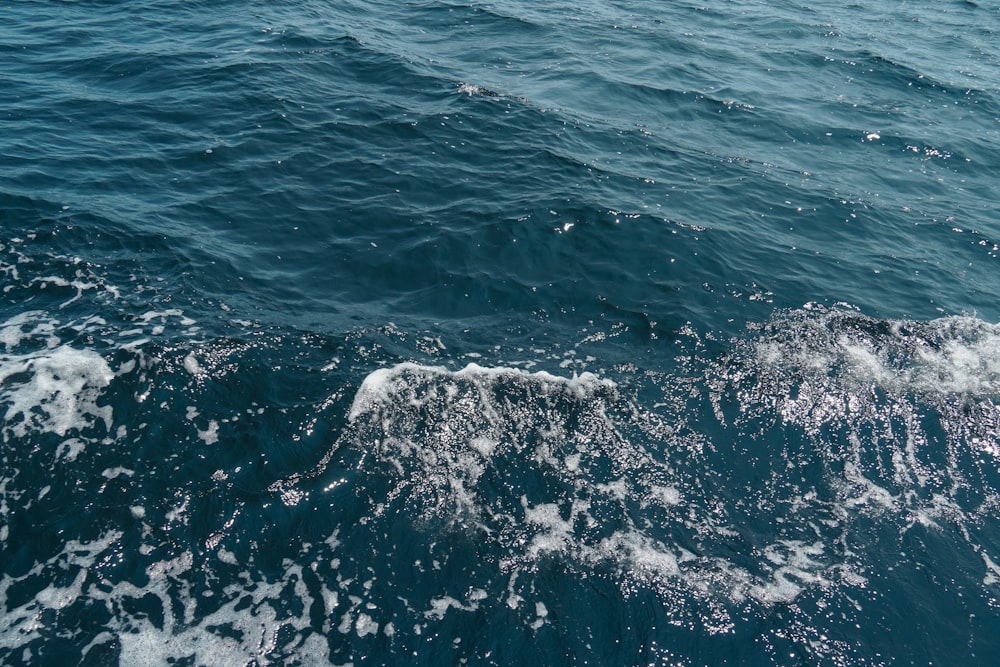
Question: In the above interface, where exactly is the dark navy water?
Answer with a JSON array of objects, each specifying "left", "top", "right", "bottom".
[{"left": 3, "top": 1, "right": 1000, "bottom": 664}]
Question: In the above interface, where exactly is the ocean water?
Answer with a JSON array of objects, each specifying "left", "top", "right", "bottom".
[{"left": 2, "top": 0, "right": 1000, "bottom": 664}]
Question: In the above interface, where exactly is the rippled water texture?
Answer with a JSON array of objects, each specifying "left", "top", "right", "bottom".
[{"left": 2, "top": 1, "right": 999, "bottom": 665}]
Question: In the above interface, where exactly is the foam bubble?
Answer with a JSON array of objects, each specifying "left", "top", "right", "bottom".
[
  {"left": 1, "top": 344, "right": 114, "bottom": 438},
  {"left": 983, "top": 552, "right": 1000, "bottom": 586},
  {"left": 183, "top": 352, "right": 205, "bottom": 376},
  {"left": 198, "top": 420, "right": 220, "bottom": 445},
  {"left": 748, "top": 307, "right": 1000, "bottom": 399},
  {"left": 355, "top": 613, "right": 379, "bottom": 637}
]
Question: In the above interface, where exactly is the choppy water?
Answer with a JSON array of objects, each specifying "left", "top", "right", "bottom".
[{"left": 2, "top": 1, "right": 1000, "bottom": 664}]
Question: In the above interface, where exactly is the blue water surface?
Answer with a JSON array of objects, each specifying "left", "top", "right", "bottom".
[{"left": 2, "top": 1, "right": 1000, "bottom": 664}]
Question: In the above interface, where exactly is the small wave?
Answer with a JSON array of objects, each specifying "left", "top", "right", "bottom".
[
  {"left": 704, "top": 304, "right": 1000, "bottom": 583},
  {"left": 318, "top": 361, "right": 865, "bottom": 620},
  {"left": 746, "top": 304, "right": 1000, "bottom": 400}
]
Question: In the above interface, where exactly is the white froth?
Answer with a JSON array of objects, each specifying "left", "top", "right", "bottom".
[
  {"left": 198, "top": 420, "right": 220, "bottom": 445},
  {"left": 522, "top": 498, "right": 575, "bottom": 558},
  {"left": 0, "top": 311, "right": 56, "bottom": 350},
  {"left": 983, "top": 552, "right": 1000, "bottom": 586},
  {"left": 56, "top": 438, "right": 86, "bottom": 461},
  {"left": 530, "top": 601, "right": 549, "bottom": 630},
  {"left": 425, "top": 596, "right": 462, "bottom": 620},
  {"left": 140, "top": 309, "right": 196, "bottom": 327},
  {"left": 506, "top": 573, "right": 524, "bottom": 610},
  {"left": 599, "top": 531, "right": 680, "bottom": 578},
  {"left": 1, "top": 344, "right": 114, "bottom": 438},
  {"left": 469, "top": 436, "right": 496, "bottom": 457},
  {"left": 355, "top": 613, "right": 379, "bottom": 638},
  {"left": 34, "top": 569, "right": 87, "bottom": 611},
  {"left": 648, "top": 485, "right": 682, "bottom": 507},
  {"left": 914, "top": 334, "right": 1000, "bottom": 395},
  {"left": 348, "top": 362, "right": 614, "bottom": 422},
  {"left": 747, "top": 541, "right": 828, "bottom": 605},
  {"left": 0, "top": 531, "right": 125, "bottom": 653},
  {"left": 217, "top": 549, "right": 238, "bottom": 565},
  {"left": 424, "top": 589, "right": 486, "bottom": 620},
  {"left": 94, "top": 558, "right": 320, "bottom": 666},
  {"left": 737, "top": 307, "right": 1000, "bottom": 580},
  {"left": 183, "top": 352, "right": 205, "bottom": 376},
  {"left": 755, "top": 310, "right": 1000, "bottom": 398}
]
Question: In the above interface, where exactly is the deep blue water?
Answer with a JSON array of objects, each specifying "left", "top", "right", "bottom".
[{"left": 2, "top": 1, "right": 1000, "bottom": 664}]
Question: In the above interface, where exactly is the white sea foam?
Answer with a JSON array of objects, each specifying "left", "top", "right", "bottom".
[
  {"left": 0, "top": 344, "right": 114, "bottom": 438},
  {"left": 0, "top": 311, "right": 58, "bottom": 350},
  {"left": 348, "top": 362, "right": 612, "bottom": 423},
  {"left": 183, "top": 352, "right": 205, "bottom": 376},
  {"left": 750, "top": 308, "right": 1000, "bottom": 399},
  {"left": 983, "top": 552, "right": 1000, "bottom": 586},
  {"left": 198, "top": 419, "right": 220, "bottom": 444},
  {"left": 0, "top": 532, "right": 337, "bottom": 667},
  {"left": 0, "top": 531, "right": 123, "bottom": 651},
  {"left": 0, "top": 308, "right": 204, "bottom": 444}
]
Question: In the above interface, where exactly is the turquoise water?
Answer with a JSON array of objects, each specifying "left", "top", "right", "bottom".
[{"left": 2, "top": 1, "right": 1000, "bottom": 664}]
